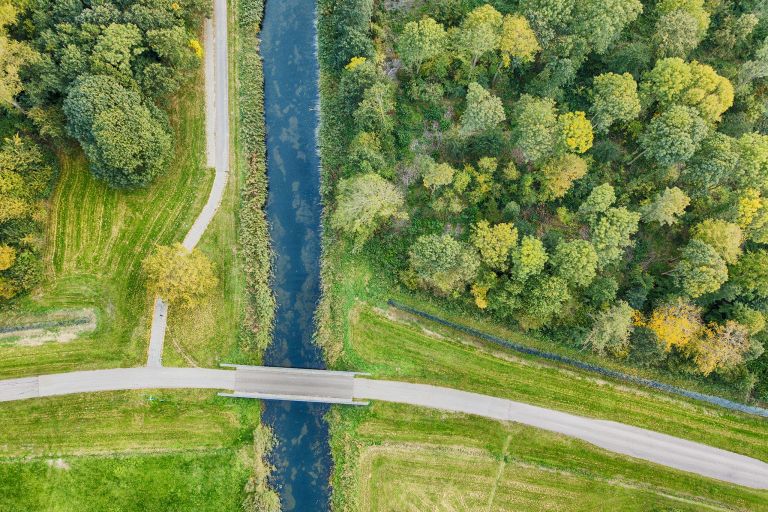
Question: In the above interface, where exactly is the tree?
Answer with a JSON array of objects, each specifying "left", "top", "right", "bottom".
[
  {"left": 558, "top": 112, "right": 593, "bottom": 154},
  {"left": 653, "top": 10, "right": 702, "bottom": 58},
  {"left": 730, "top": 250, "right": 768, "bottom": 298},
  {"left": 347, "top": 132, "right": 386, "bottom": 175},
  {"left": 0, "top": 3, "right": 36, "bottom": 110},
  {"left": 454, "top": 4, "right": 503, "bottom": 70},
  {"left": 471, "top": 220, "right": 518, "bottom": 271},
  {"left": 674, "top": 239, "right": 728, "bottom": 298},
  {"left": 538, "top": 153, "right": 588, "bottom": 200},
  {"left": 733, "top": 133, "right": 768, "bottom": 192},
  {"left": 551, "top": 239, "right": 598, "bottom": 288},
  {"left": 0, "top": 244, "right": 15, "bottom": 270},
  {"left": 459, "top": 82, "right": 506, "bottom": 136},
  {"left": 680, "top": 133, "right": 737, "bottom": 193},
  {"left": 641, "top": 187, "right": 690, "bottom": 226},
  {"left": 64, "top": 75, "right": 171, "bottom": 188},
  {"left": 578, "top": 183, "right": 616, "bottom": 224},
  {"left": 90, "top": 23, "right": 144, "bottom": 85},
  {"left": 590, "top": 73, "right": 641, "bottom": 133},
  {"left": 331, "top": 173, "right": 407, "bottom": 251},
  {"left": 591, "top": 207, "right": 640, "bottom": 268},
  {"left": 640, "top": 106, "right": 708, "bottom": 166},
  {"left": 354, "top": 82, "right": 396, "bottom": 138},
  {"left": 690, "top": 219, "right": 742, "bottom": 264},
  {"left": 511, "top": 94, "right": 558, "bottom": 164},
  {"left": 408, "top": 234, "right": 480, "bottom": 295},
  {"left": 422, "top": 161, "right": 456, "bottom": 192},
  {"left": 584, "top": 301, "right": 635, "bottom": 357},
  {"left": 645, "top": 299, "right": 703, "bottom": 352},
  {"left": 142, "top": 243, "right": 218, "bottom": 310},
  {"left": 511, "top": 235, "right": 547, "bottom": 281},
  {"left": 518, "top": 275, "right": 570, "bottom": 329},
  {"left": 498, "top": 14, "right": 540, "bottom": 66},
  {"left": 688, "top": 321, "right": 750, "bottom": 376},
  {"left": 657, "top": 0, "right": 710, "bottom": 39},
  {"left": 641, "top": 58, "right": 733, "bottom": 124},
  {"left": 396, "top": 17, "right": 447, "bottom": 74},
  {"left": 570, "top": 0, "right": 643, "bottom": 55}
]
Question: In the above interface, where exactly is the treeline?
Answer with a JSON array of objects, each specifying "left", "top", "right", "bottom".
[
  {"left": 0, "top": 0, "right": 210, "bottom": 302},
  {"left": 321, "top": 0, "right": 768, "bottom": 400}
]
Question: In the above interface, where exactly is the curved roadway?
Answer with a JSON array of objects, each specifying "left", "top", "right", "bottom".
[{"left": 1, "top": 368, "right": 767, "bottom": 490}]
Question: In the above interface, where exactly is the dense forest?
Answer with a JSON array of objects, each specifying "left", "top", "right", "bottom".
[
  {"left": 320, "top": 0, "right": 768, "bottom": 401},
  {"left": 0, "top": 0, "right": 209, "bottom": 301}
]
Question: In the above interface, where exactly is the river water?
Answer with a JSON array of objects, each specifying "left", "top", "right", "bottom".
[{"left": 260, "top": 0, "right": 331, "bottom": 509}]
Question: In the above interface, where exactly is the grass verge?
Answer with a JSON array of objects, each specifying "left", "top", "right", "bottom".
[{"left": 330, "top": 403, "right": 768, "bottom": 512}]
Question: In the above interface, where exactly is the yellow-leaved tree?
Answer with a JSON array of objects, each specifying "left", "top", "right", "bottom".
[
  {"left": 644, "top": 299, "right": 703, "bottom": 352},
  {"left": 142, "top": 243, "right": 218, "bottom": 310}
]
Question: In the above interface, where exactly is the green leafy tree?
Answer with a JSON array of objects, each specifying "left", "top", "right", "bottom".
[
  {"left": 498, "top": 14, "right": 540, "bottom": 66},
  {"left": 511, "top": 94, "right": 558, "bottom": 164},
  {"left": 422, "top": 161, "right": 456, "bottom": 192},
  {"left": 641, "top": 187, "right": 690, "bottom": 226},
  {"left": 592, "top": 207, "right": 641, "bottom": 268},
  {"left": 641, "top": 58, "right": 733, "bottom": 124},
  {"left": 690, "top": 219, "right": 742, "bottom": 264},
  {"left": 639, "top": 106, "right": 708, "bottom": 166},
  {"left": 331, "top": 173, "right": 407, "bottom": 252},
  {"left": 590, "top": 73, "right": 641, "bottom": 133},
  {"left": 64, "top": 75, "right": 171, "bottom": 188},
  {"left": 680, "top": 133, "right": 737, "bottom": 193},
  {"left": 354, "top": 82, "right": 396, "bottom": 138},
  {"left": 518, "top": 275, "right": 570, "bottom": 329},
  {"left": 347, "top": 132, "right": 386, "bottom": 175},
  {"left": 578, "top": 183, "right": 616, "bottom": 224},
  {"left": 570, "top": 0, "right": 643, "bottom": 55},
  {"left": 0, "top": 3, "right": 36, "bottom": 110},
  {"left": 396, "top": 17, "right": 447, "bottom": 74},
  {"left": 459, "top": 82, "right": 506, "bottom": 136},
  {"left": 454, "top": 4, "right": 503, "bottom": 70},
  {"left": 657, "top": 0, "right": 710, "bottom": 39},
  {"left": 471, "top": 220, "right": 518, "bottom": 271},
  {"left": 730, "top": 250, "right": 768, "bottom": 298},
  {"left": 732, "top": 133, "right": 768, "bottom": 192},
  {"left": 142, "top": 243, "right": 218, "bottom": 310},
  {"left": 551, "top": 239, "right": 598, "bottom": 288},
  {"left": 674, "top": 239, "right": 728, "bottom": 298},
  {"left": 653, "top": 10, "right": 702, "bottom": 58},
  {"left": 90, "top": 23, "right": 144, "bottom": 85},
  {"left": 408, "top": 234, "right": 480, "bottom": 296},
  {"left": 584, "top": 301, "right": 635, "bottom": 357},
  {"left": 511, "top": 235, "right": 547, "bottom": 281},
  {"left": 538, "top": 153, "right": 588, "bottom": 200}
]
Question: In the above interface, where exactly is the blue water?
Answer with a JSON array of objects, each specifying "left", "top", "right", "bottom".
[{"left": 261, "top": 0, "right": 331, "bottom": 509}]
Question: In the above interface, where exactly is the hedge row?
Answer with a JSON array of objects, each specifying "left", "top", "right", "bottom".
[{"left": 237, "top": 0, "right": 275, "bottom": 354}]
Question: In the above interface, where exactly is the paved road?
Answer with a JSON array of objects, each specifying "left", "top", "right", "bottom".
[
  {"left": 147, "top": 0, "right": 230, "bottom": 367},
  {"left": 1, "top": 368, "right": 767, "bottom": 489},
  {"left": 353, "top": 379, "right": 768, "bottom": 490}
]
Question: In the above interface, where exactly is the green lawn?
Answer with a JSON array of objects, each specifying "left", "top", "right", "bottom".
[
  {"left": 0, "top": 390, "right": 260, "bottom": 511},
  {"left": 331, "top": 403, "right": 768, "bottom": 512}
]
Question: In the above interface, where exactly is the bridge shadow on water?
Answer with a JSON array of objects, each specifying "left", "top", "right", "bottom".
[{"left": 261, "top": 0, "right": 331, "bottom": 509}]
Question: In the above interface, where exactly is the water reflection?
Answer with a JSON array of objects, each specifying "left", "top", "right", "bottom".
[{"left": 261, "top": 0, "right": 330, "bottom": 509}]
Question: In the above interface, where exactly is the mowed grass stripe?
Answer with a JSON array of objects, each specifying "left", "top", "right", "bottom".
[
  {"left": 351, "top": 307, "right": 768, "bottom": 461},
  {"left": 333, "top": 403, "right": 768, "bottom": 512}
]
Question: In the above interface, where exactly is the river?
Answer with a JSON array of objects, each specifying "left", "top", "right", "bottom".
[{"left": 260, "top": 0, "right": 331, "bottom": 509}]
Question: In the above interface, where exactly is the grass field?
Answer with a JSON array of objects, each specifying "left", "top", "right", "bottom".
[
  {"left": 0, "top": 389, "right": 260, "bottom": 511},
  {"left": 331, "top": 403, "right": 768, "bottom": 512}
]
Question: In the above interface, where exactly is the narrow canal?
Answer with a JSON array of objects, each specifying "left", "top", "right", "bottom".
[{"left": 260, "top": 0, "right": 331, "bottom": 509}]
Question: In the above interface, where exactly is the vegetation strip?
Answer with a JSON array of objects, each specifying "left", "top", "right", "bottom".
[{"left": 389, "top": 299, "right": 768, "bottom": 418}]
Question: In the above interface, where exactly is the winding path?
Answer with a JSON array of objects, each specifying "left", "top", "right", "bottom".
[
  {"left": 1, "top": 367, "right": 767, "bottom": 490},
  {"left": 146, "top": 0, "right": 230, "bottom": 368}
]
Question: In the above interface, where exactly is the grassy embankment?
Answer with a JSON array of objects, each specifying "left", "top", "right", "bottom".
[
  {"left": 0, "top": 74, "right": 211, "bottom": 377},
  {"left": 0, "top": 390, "right": 261, "bottom": 511}
]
